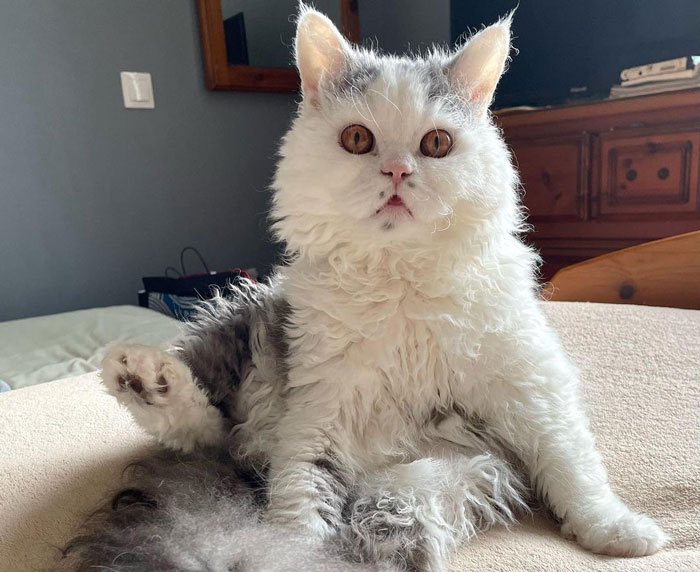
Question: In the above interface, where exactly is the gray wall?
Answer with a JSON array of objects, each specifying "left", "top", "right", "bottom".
[
  {"left": 0, "top": 1, "right": 297, "bottom": 321},
  {"left": 360, "top": 0, "right": 451, "bottom": 54}
]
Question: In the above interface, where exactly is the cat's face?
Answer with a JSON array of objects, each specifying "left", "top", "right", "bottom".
[{"left": 272, "top": 8, "right": 516, "bottom": 254}]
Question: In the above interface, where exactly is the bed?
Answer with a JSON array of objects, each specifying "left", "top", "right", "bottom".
[
  {"left": 1, "top": 301, "right": 698, "bottom": 571},
  {"left": 0, "top": 305, "right": 180, "bottom": 391}
]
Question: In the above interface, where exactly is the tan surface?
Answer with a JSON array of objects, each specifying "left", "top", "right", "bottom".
[
  {"left": 0, "top": 302, "right": 698, "bottom": 571},
  {"left": 0, "top": 375, "right": 154, "bottom": 571}
]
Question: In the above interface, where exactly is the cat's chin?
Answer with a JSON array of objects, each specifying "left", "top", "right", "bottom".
[
  {"left": 362, "top": 215, "right": 435, "bottom": 246},
  {"left": 373, "top": 209, "right": 414, "bottom": 232},
  {"left": 375, "top": 204, "right": 413, "bottom": 217}
]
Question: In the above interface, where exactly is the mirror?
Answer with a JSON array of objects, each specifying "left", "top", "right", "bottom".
[
  {"left": 220, "top": 0, "right": 340, "bottom": 68},
  {"left": 197, "top": 0, "right": 358, "bottom": 92}
]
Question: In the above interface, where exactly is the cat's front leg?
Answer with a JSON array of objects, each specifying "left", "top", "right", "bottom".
[
  {"left": 101, "top": 344, "right": 228, "bottom": 452},
  {"left": 267, "top": 453, "right": 347, "bottom": 540},
  {"left": 478, "top": 350, "right": 668, "bottom": 557},
  {"left": 265, "top": 391, "right": 349, "bottom": 539}
]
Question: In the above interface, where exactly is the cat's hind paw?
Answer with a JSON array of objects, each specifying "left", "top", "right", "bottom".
[
  {"left": 101, "top": 344, "right": 188, "bottom": 406},
  {"left": 100, "top": 344, "right": 227, "bottom": 452}
]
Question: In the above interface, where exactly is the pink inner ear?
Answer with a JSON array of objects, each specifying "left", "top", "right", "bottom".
[
  {"left": 296, "top": 11, "right": 349, "bottom": 106},
  {"left": 450, "top": 23, "right": 511, "bottom": 109},
  {"left": 468, "top": 84, "right": 487, "bottom": 103}
]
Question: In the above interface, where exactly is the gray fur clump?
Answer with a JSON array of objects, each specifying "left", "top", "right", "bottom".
[{"left": 51, "top": 449, "right": 398, "bottom": 572}]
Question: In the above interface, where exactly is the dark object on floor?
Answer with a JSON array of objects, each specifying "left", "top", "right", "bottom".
[{"left": 139, "top": 247, "right": 249, "bottom": 321}]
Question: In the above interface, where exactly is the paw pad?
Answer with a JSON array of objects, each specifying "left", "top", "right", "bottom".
[
  {"left": 118, "top": 374, "right": 144, "bottom": 394},
  {"left": 156, "top": 375, "right": 168, "bottom": 393},
  {"left": 102, "top": 345, "right": 192, "bottom": 408}
]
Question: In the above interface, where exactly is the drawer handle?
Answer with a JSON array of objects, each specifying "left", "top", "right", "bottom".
[
  {"left": 657, "top": 167, "right": 670, "bottom": 180},
  {"left": 625, "top": 169, "right": 637, "bottom": 182},
  {"left": 619, "top": 283, "right": 635, "bottom": 300}
]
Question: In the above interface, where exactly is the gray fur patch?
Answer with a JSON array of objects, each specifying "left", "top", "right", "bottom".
[
  {"left": 424, "top": 61, "right": 451, "bottom": 101},
  {"left": 174, "top": 277, "right": 289, "bottom": 424},
  {"left": 328, "top": 56, "right": 380, "bottom": 100},
  {"left": 51, "top": 449, "right": 397, "bottom": 572},
  {"left": 343, "top": 494, "right": 427, "bottom": 571},
  {"left": 312, "top": 452, "right": 353, "bottom": 529}
]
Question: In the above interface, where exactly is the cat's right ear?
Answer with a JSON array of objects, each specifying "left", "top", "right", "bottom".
[
  {"left": 448, "top": 16, "right": 512, "bottom": 118},
  {"left": 295, "top": 6, "right": 349, "bottom": 106}
]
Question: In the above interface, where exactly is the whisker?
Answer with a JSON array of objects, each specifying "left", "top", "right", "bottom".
[
  {"left": 348, "top": 86, "right": 373, "bottom": 125},
  {"left": 367, "top": 88, "right": 402, "bottom": 115},
  {"left": 407, "top": 188, "right": 431, "bottom": 202},
  {"left": 361, "top": 91, "right": 382, "bottom": 134}
]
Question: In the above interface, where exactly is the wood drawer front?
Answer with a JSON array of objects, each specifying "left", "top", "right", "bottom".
[
  {"left": 599, "top": 131, "right": 700, "bottom": 216},
  {"left": 510, "top": 135, "right": 588, "bottom": 223}
]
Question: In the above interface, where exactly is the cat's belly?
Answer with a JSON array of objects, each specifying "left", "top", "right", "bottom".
[
  {"left": 283, "top": 283, "right": 495, "bottom": 468},
  {"left": 330, "top": 315, "right": 482, "bottom": 468},
  {"left": 335, "top": 387, "right": 476, "bottom": 471}
]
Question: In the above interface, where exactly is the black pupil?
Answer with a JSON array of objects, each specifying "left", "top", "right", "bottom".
[
  {"left": 354, "top": 131, "right": 360, "bottom": 145},
  {"left": 433, "top": 135, "right": 440, "bottom": 150}
]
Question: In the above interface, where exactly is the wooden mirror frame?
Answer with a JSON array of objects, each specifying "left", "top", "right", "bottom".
[{"left": 196, "top": 0, "right": 360, "bottom": 92}]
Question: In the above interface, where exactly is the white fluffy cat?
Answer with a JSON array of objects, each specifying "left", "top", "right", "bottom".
[{"left": 100, "top": 7, "right": 667, "bottom": 570}]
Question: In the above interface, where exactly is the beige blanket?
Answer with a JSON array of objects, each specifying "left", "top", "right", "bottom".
[{"left": 0, "top": 302, "right": 698, "bottom": 571}]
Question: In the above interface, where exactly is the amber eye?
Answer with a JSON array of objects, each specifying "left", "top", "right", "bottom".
[
  {"left": 420, "top": 129, "right": 453, "bottom": 158},
  {"left": 340, "top": 124, "right": 374, "bottom": 154}
]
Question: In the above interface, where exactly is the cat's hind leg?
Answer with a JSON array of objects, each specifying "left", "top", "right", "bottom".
[
  {"left": 101, "top": 344, "right": 228, "bottom": 452},
  {"left": 344, "top": 454, "right": 528, "bottom": 571}
]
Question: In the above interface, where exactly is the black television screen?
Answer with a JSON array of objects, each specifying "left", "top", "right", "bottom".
[{"left": 450, "top": 0, "right": 700, "bottom": 108}]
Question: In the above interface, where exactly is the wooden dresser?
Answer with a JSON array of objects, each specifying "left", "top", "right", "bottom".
[{"left": 496, "top": 89, "right": 700, "bottom": 280}]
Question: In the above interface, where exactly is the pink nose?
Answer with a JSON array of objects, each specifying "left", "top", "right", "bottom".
[{"left": 381, "top": 161, "right": 413, "bottom": 186}]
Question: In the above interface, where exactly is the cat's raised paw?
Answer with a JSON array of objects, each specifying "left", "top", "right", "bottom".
[
  {"left": 100, "top": 344, "right": 227, "bottom": 452},
  {"left": 101, "top": 344, "right": 189, "bottom": 407}
]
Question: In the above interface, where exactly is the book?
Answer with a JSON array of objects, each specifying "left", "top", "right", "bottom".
[
  {"left": 610, "top": 75, "right": 700, "bottom": 99},
  {"left": 621, "top": 65, "right": 700, "bottom": 87},
  {"left": 620, "top": 56, "right": 699, "bottom": 82}
]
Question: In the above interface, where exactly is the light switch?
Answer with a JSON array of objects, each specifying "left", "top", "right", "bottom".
[{"left": 120, "top": 72, "right": 155, "bottom": 109}]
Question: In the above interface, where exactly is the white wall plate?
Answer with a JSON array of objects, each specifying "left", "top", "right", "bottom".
[{"left": 120, "top": 72, "right": 155, "bottom": 109}]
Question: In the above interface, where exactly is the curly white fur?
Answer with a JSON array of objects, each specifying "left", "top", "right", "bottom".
[{"left": 99, "top": 7, "right": 668, "bottom": 570}]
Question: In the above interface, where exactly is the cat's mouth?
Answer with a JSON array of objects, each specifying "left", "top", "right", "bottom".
[{"left": 375, "top": 195, "right": 413, "bottom": 217}]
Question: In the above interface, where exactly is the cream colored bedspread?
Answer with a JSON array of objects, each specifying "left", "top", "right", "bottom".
[{"left": 0, "top": 302, "right": 697, "bottom": 571}]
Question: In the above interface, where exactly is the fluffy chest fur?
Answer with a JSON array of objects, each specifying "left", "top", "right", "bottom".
[{"left": 278, "top": 246, "right": 518, "bottom": 466}]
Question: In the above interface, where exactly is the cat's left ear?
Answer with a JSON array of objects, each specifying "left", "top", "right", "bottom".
[
  {"left": 448, "top": 17, "right": 512, "bottom": 117},
  {"left": 295, "top": 7, "right": 350, "bottom": 106}
]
